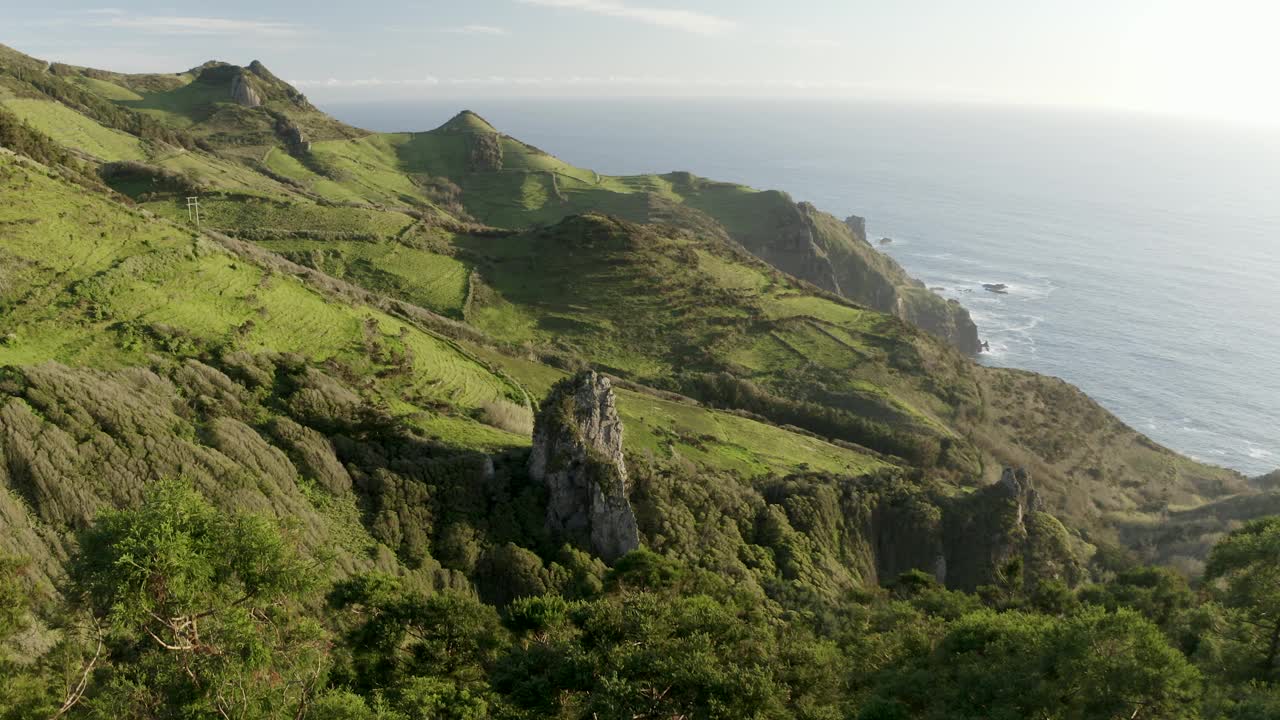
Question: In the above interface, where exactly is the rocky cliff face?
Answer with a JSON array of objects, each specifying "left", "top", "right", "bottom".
[
  {"left": 940, "top": 467, "right": 1081, "bottom": 591},
  {"left": 850, "top": 468, "right": 1078, "bottom": 591},
  {"left": 229, "top": 72, "right": 261, "bottom": 108},
  {"left": 528, "top": 371, "right": 640, "bottom": 562},
  {"left": 745, "top": 196, "right": 845, "bottom": 295},
  {"left": 748, "top": 468, "right": 1081, "bottom": 597},
  {"left": 712, "top": 193, "right": 980, "bottom": 354},
  {"left": 1255, "top": 470, "right": 1280, "bottom": 490},
  {"left": 830, "top": 209, "right": 981, "bottom": 355}
]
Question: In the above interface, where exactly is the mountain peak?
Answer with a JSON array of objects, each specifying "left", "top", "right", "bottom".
[{"left": 435, "top": 110, "right": 499, "bottom": 134}]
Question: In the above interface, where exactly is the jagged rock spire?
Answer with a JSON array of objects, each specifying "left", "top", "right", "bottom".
[{"left": 528, "top": 371, "right": 640, "bottom": 562}]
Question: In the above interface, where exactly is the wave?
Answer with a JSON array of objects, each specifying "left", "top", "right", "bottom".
[{"left": 1245, "top": 445, "right": 1275, "bottom": 461}]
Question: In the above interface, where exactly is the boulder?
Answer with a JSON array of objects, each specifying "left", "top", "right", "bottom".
[{"left": 528, "top": 371, "right": 640, "bottom": 562}]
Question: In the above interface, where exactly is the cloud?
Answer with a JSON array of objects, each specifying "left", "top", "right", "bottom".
[
  {"left": 294, "top": 76, "right": 442, "bottom": 88},
  {"left": 93, "top": 15, "right": 302, "bottom": 37},
  {"left": 772, "top": 29, "right": 844, "bottom": 50},
  {"left": 294, "top": 74, "right": 770, "bottom": 89},
  {"left": 83, "top": 8, "right": 125, "bottom": 15},
  {"left": 516, "top": 0, "right": 734, "bottom": 35},
  {"left": 444, "top": 25, "right": 510, "bottom": 36}
]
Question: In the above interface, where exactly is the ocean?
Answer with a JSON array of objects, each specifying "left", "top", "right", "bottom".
[{"left": 322, "top": 98, "right": 1280, "bottom": 476}]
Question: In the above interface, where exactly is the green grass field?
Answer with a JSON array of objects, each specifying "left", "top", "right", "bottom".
[
  {"left": 119, "top": 77, "right": 230, "bottom": 127},
  {"left": 142, "top": 194, "right": 416, "bottom": 236},
  {"left": 0, "top": 153, "right": 523, "bottom": 450},
  {"left": 0, "top": 150, "right": 888, "bottom": 474},
  {"left": 467, "top": 346, "right": 885, "bottom": 477},
  {"left": 257, "top": 238, "right": 472, "bottom": 317},
  {"left": 67, "top": 75, "right": 143, "bottom": 101},
  {"left": 1, "top": 98, "right": 147, "bottom": 161}
]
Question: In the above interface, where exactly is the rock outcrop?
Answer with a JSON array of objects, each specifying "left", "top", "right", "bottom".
[
  {"left": 844, "top": 214, "right": 866, "bottom": 239},
  {"left": 528, "top": 371, "right": 640, "bottom": 562},
  {"left": 267, "top": 109, "right": 311, "bottom": 156},
  {"left": 940, "top": 467, "right": 1079, "bottom": 591},
  {"left": 1254, "top": 469, "right": 1280, "bottom": 490},
  {"left": 705, "top": 194, "right": 981, "bottom": 354},
  {"left": 230, "top": 72, "right": 261, "bottom": 107},
  {"left": 751, "top": 198, "right": 845, "bottom": 294},
  {"left": 758, "top": 468, "right": 1080, "bottom": 594}
]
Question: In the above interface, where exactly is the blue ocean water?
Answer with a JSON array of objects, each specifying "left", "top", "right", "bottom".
[{"left": 323, "top": 98, "right": 1280, "bottom": 476}]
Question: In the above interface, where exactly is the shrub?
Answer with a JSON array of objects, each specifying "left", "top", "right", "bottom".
[{"left": 478, "top": 398, "right": 534, "bottom": 436}]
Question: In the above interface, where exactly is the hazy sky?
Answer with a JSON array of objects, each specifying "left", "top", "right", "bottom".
[{"left": 9, "top": 1, "right": 1280, "bottom": 125}]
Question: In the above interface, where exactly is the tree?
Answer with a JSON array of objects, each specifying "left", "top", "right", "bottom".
[
  {"left": 1047, "top": 607, "right": 1201, "bottom": 720},
  {"left": 1206, "top": 517, "right": 1280, "bottom": 678},
  {"left": 860, "top": 607, "right": 1200, "bottom": 720},
  {"left": 1078, "top": 566, "right": 1194, "bottom": 630},
  {"left": 69, "top": 480, "right": 329, "bottom": 718},
  {"left": 495, "top": 591, "right": 795, "bottom": 720},
  {"left": 328, "top": 573, "right": 506, "bottom": 719}
]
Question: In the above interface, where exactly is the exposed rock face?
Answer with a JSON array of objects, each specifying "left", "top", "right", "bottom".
[
  {"left": 230, "top": 72, "right": 261, "bottom": 108},
  {"left": 528, "top": 371, "right": 640, "bottom": 562},
  {"left": 896, "top": 293, "right": 982, "bottom": 356},
  {"left": 731, "top": 198, "right": 980, "bottom": 355},
  {"left": 844, "top": 214, "right": 867, "bottom": 240},
  {"left": 755, "top": 200, "right": 844, "bottom": 294},
  {"left": 997, "top": 467, "right": 1043, "bottom": 521},
  {"left": 756, "top": 469, "right": 1079, "bottom": 594},
  {"left": 940, "top": 467, "right": 1079, "bottom": 591},
  {"left": 267, "top": 110, "right": 311, "bottom": 156}
]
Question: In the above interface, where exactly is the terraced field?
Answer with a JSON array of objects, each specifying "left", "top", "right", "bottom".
[
  {"left": 141, "top": 194, "right": 416, "bottom": 236},
  {"left": 469, "top": 346, "right": 886, "bottom": 477},
  {"left": 0, "top": 149, "right": 890, "bottom": 477},
  {"left": 257, "top": 238, "right": 472, "bottom": 317},
  {"left": 0, "top": 153, "right": 521, "bottom": 448}
]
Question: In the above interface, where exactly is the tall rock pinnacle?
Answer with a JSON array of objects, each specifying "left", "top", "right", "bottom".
[{"left": 528, "top": 371, "right": 640, "bottom": 562}]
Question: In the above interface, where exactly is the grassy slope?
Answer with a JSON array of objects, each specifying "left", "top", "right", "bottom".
[
  {"left": 0, "top": 152, "right": 525, "bottom": 447},
  {"left": 270, "top": 116, "right": 977, "bottom": 350},
  {"left": 0, "top": 97, "right": 147, "bottom": 161},
  {"left": 267, "top": 210, "right": 1251, "bottom": 551},
  {"left": 263, "top": 213, "right": 946, "bottom": 430},
  {"left": 4, "top": 47, "right": 1258, "bottom": 561},
  {"left": 0, "top": 150, "right": 877, "bottom": 480}
]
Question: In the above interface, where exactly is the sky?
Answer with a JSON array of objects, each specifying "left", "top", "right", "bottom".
[{"left": 8, "top": 1, "right": 1280, "bottom": 126}]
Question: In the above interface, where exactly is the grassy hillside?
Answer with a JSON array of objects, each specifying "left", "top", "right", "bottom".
[
  {"left": 265, "top": 209, "right": 1251, "bottom": 552},
  {"left": 0, "top": 140, "right": 913, "bottom": 611},
  {"left": 3, "top": 41, "right": 1279, "bottom": 720},
  {"left": 16, "top": 43, "right": 978, "bottom": 352},
  {"left": 0, "top": 40, "right": 1262, "bottom": 568}
]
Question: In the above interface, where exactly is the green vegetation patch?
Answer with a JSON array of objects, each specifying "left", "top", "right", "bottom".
[
  {"left": 0, "top": 153, "right": 520, "bottom": 443},
  {"left": 1, "top": 97, "right": 147, "bottom": 161},
  {"left": 142, "top": 194, "right": 415, "bottom": 236}
]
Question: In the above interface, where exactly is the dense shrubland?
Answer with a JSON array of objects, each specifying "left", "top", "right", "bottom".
[{"left": 3, "top": 484, "right": 1280, "bottom": 719}]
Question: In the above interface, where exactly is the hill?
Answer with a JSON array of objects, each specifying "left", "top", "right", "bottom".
[
  {"left": 0, "top": 40, "right": 1266, "bottom": 569},
  {"left": 4, "top": 40, "right": 1280, "bottom": 719},
  {"left": 0, "top": 146, "right": 895, "bottom": 580}
]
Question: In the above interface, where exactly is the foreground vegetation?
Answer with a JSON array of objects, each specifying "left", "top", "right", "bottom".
[{"left": 4, "top": 483, "right": 1280, "bottom": 719}]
